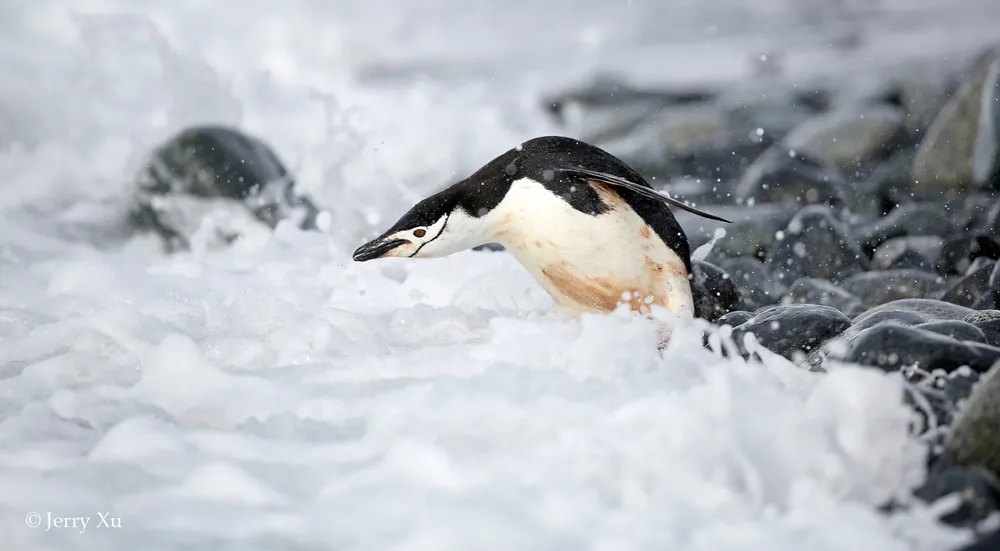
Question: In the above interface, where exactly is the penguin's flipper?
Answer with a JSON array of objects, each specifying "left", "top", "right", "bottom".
[{"left": 563, "top": 167, "right": 732, "bottom": 223}]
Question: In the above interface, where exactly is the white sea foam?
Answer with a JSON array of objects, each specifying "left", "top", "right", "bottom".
[{"left": 2, "top": 0, "right": 999, "bottom": 549}]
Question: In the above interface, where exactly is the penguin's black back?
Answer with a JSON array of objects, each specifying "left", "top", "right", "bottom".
[{"left": 451, "top": 135, "right": 694, "bottom": 276}]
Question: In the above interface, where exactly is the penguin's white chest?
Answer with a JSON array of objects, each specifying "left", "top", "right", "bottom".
[{"left": 488, "top": 177, "right": 694, "bottom": 318}]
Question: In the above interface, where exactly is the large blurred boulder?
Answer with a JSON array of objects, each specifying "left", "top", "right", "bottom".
[
  {"left": 129, "top": 125, "right": 321, "bottom": 251},
  {"left": 911, "top": 50, "right": 1000, "bottom": 197}
]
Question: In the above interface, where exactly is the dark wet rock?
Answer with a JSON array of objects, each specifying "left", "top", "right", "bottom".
[
  {"left": 843, "top": 302, "right": 868, "bottom": 319},
  {"left": 765, "top": 205, "right": 868, "bottom": 285},
  {"left": 701, "top": 218, "right": 797, "bottom": 263},
  {"left": 983, "top": 200, "right": 1000, "bottom": 235},
  {"left": 887, "top": 250, "right": 938, "bottom": 273},
  {"left": 956, "top": 524, "right": 1000, "bottom": 551},
  {"left": 972, "top": 56, "right": 1000, "bottom": 191},
  {"left": 677, "top": 203, "right": 796, "bottom": 253},
  {"left": 653, "top": 178, "right": 739, "bottom": 213},
  {"left": 826, "top": 323, "right": 1000, "bottom": 374},
  {"left": 733, "top": 146, "right": 847, "bottom": 209},
  {"left": 972, "top": 292, "right": 1000, "bottom": 311},
  {"left": 912, "top": 52, "right": 1000, "bottom": 196},
  {"left": 967, "top": 311, "right": 1000, "bottom": 347},
  {"left": 783, "top": 278, "right": 862, "bottom": 314},
  {"left": 716, "top": 310, "right": 753, "bottom": 328},
  {"left": 974, "top": 320, "right": 1000, "bottom": 347},
  {"left": 937, "top": 259, "right": 997, "bottom": 307},
  {"left": 806, "top": 309, "right": 931, "bottom": 369},
  {"left": 853, "top": 149, "right": 916, "bottom": 219},
  {"left": 691, "top": 260, "right": 743, "bottom": 323},
  {"left": 854, "top": 299, "right": 974, "bottom": 324},
  {"left": 841, "top": 270, "right": 949, "bottom": 307},
  {"left": 732, "top": 304, "right": 851, "bottom": 360},
  {"left": 912, "top": 466, "right": 1000, "bottom": 529},
  {"left": 852, "top": 309, "right": 931, "bottom": 332},
  {"left": 938, "top": 234, "right": 1000, "bottom": 276},
  {"left": 595, "top": 102, "right": 771, "bottom": 182},
  {"left": 966, "top": 310, "right": 1000, "bottom": 324},
  {"left": 857, "top": 203, "right": 954, "bottom": 255},
  {"left": 871, "top": 236, "right": 944, "bottom": 272},
  {"left": 939, "top": 363, "right": 1000, "bottom": 484},
  {"left": 914, "top": 321, "right": 988, "bottom": 344},
  {"left": 781, "top": 103, "right": 907, "bottom": 174},
  {"left": 718, "top": 257, "right": 783, "bottom": 310},
  {"left": 960, "top": 196, "right": 1000, "bottom": 233},
  {"left": 130, "top": 124, "right": 321, "bottom": 252}
]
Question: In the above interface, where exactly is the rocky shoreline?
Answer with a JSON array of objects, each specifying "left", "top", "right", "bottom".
[
  {"left": 546, "top": 46, "right": 1000, "bottom": 547},
  {"left": 119, "top": 45, "right": 1000, "bottom": 550}
]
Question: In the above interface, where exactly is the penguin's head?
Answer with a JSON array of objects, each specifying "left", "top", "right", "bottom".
[{"left": 352, "top": 186, "right": 497, "bottom": 262}]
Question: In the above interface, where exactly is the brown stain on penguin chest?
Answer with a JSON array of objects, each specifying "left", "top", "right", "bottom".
[
  {"left": 644, "top": 256, "right": 664, "bottom": 275},
  {"left": 540, "top": 263, "right": 667, "bottom": 314},
  {"left": 489, "top": 177, "right": 693, "bottom": 318}
]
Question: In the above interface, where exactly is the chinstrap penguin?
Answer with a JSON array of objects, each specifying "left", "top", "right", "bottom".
[{"left": 352, "top": 135, "right": 729, "bottom": 324}]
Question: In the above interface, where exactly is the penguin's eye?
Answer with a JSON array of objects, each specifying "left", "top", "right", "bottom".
[{"left": 413, "top": 228, "right": 427, "bottom": 238}]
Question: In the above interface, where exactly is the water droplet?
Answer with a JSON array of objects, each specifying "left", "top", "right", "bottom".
[{"left": 542, "top": 169, "right": 554, "bottom": 181}]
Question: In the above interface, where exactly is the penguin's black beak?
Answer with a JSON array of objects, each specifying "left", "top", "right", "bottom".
[{"left": 352, "top": 237, "right": 409, "bottom": 262}]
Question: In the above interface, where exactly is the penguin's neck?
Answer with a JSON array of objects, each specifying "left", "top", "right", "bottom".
[{"left": 484, "top": 177, "right": 694, "bottom": 320}]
